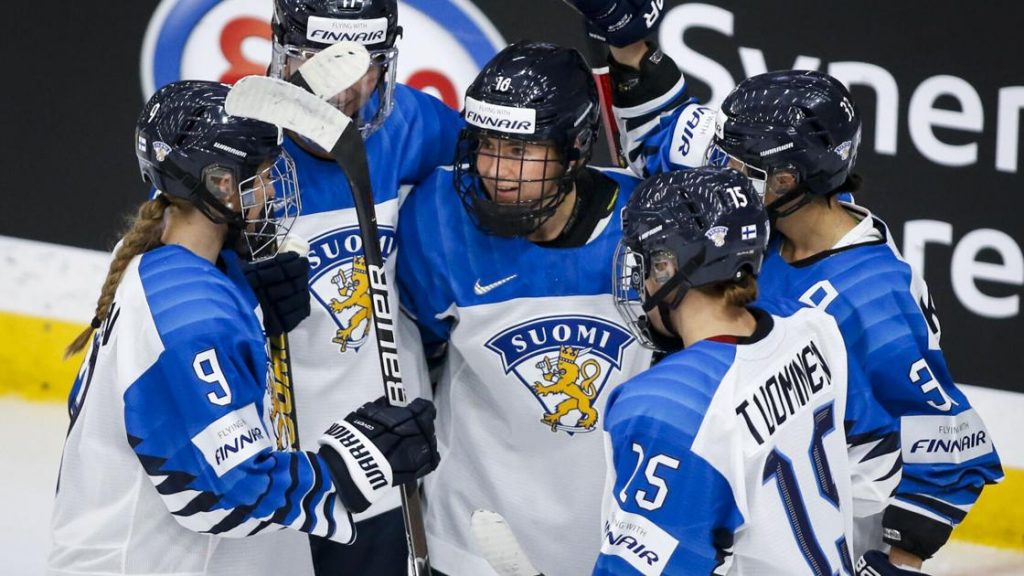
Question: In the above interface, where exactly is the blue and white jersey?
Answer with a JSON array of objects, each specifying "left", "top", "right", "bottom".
[
  {"left": 596, "top": 304, "right": 856, "bottom": 576},
  {"left": 285, "top": 84, "right": 462, "bottom": 521},
  {"left": 398, "top": 167, "right": 653, "bottom": 576},
  {"left": 758, "top": 203, "right": 1003, "bottom": 553},
  {"left": 49, "top": 246, "right": 354, "bottom": 576}
]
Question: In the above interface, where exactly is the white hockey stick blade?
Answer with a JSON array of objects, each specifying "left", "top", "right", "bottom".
[
  {"left": 471, "top": 510, "right": 543, "bottom": 576},
  {"left": 295, "top": 41, "right": 370, "bottom": 98},
  {"left": 225, "top": 76, "right": 350, "bottom": 152}
]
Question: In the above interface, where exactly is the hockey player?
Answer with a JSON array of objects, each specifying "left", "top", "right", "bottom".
[
  {"left": 569, "top": 1, "right": 1004, "bottom": 568},
  {"left": 48, "top": 81, "right": 440, "bottom": 576},
  {"left": 706, "top": 71, "right": 1003, "bottom": 573},
  {"left": 599, "top": 167, "right": 863, "bottom": 575},
  {"left": 266, "top": 1, "right": 464, "bottom": 573},
  {"left": 396, "top": 42, "right": 654, "bottom": 576}
]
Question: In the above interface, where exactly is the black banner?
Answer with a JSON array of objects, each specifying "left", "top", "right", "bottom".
[{"left": 3, "top": 0, "right": 1020, "bottom": 390}]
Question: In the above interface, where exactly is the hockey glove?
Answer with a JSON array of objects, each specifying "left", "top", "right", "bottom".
[
  {"left": 569, "top": 0, "right": 666, "bottom": 47},
  {"left": 856, "top": 550, "right": 930, "bottom": 576},
  {"left": 242, "top": 251, "right": 311, "bottom": 337},
  {"left": 318, "top": 396, "right": 440, "bottom": 513}
]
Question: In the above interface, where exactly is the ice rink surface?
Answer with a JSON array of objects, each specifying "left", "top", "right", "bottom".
[{"left": 5, "top": 397, "right": 1021, "bottom": 575}]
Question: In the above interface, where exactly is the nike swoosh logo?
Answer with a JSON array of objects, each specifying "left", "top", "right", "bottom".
[{"left": 473, "top": 274, "right": 517, "bottom": 296}]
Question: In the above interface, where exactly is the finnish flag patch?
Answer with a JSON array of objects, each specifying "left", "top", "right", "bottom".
[{"left": 742, "top": 225, "right": 757, "bottom": 240}]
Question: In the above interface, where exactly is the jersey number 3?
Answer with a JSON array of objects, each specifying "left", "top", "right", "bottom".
[{"left": 194, "top": 349, "right": 232, "bottom": 406}]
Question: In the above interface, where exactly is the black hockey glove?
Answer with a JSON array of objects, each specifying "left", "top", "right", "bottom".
[
  {"left": 856, "top": 550, "right": 931, "bottom": 576},
  {"left": 242, "top": 251, "right": 311, "bottom": 337},
  {"left": 569, "top": 0, "right": 665, "bottom": 47},
  {"left": 318, "top": 397, "right": 440, "bottom": 513}
]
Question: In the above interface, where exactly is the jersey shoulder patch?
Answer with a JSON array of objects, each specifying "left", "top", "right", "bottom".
[
  {"left": 608, "top": 341, "right": 736, "bottom": 440},
  {"left": 138, "top": 246, "right": 254, "bottom": 347}
]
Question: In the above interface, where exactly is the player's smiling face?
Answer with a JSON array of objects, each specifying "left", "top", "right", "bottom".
[{"left": 475, "top": 135, "right": 564, "bottom": 205}]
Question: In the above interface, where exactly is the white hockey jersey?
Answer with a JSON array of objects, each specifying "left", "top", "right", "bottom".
[
  {"left": 595, "top": 303, "right": 856, "bottom": 576},
  {"left": 282, "top": 85, "right": 462, "bottom": 521},
  {"left": 49, "top": 246, "right": 354, "bottom": 576},
  {"left": 397, "top": 166, "right": 653, "bottom": 576}
]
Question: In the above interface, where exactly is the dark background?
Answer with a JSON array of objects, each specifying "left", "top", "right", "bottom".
[{"left": 4, "top": 1, "right": 1021, "bottom": 390}]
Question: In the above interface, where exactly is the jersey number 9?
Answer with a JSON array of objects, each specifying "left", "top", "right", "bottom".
[{"left": 194, "top": 349, "right": 232, "bottom": 406}]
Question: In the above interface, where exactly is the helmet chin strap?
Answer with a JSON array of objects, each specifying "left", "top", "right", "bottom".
[
  {"left": 766, "top": 181, "right": 814, "bottom": 220},
  {"left": 642, "top": 272, "right": 689, "bottom": 339}
]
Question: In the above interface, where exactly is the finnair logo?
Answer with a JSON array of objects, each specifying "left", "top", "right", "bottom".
[
  {"left": 191, "top": 404, "right": 272, "bottom": 477},
  {"left": 306, "top": 15, "right": 388, "bottom": 46},
  {"left": 464, "top": 96, "right": 536, "bottom": 135},
  {"left": 901, "top": 410, "right": 994, "bottom": 465}
]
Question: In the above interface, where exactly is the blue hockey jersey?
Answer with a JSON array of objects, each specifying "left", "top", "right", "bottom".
[
  {"left": 595, "top": 304, "right": 858, "bottom": 576},
  {"left": 282, "top": 84, "right": 462, "bottom": 521},
  {"left": 50, "top": 246, "right": 355, "bottom": 576},
  {"left": 758, "top": 204, "right": 1003, "bottom": 555},
  {"left": 397, "top": 166, "right": 654, "bottom": 576}
]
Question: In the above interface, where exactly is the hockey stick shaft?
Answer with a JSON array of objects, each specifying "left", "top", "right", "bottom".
[
  {"left": 269, "top": 333, "right": 300, "bottom": 450},
  {"left": 259, "top": 44, "right": 370, "bottom": 454},
  {"left": 227, "top": 67, "right": 432, "bottom": 574},
  {"left": 266, "top": 235, "right": 310, "bottom": 451},
  {"left": 328, "top": 121, "right": 432, "bottom": 576},
  {"left": 582, "top": 28, "right": 625, "bottom": 167},
  {"left": 557, "top": 1, "right": 625, "bottom": 166}
]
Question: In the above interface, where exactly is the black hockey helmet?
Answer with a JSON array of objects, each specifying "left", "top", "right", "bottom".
[
  {"left": 613, "top": 167, "right": 769, "bottom": 350},
  {"left": 706, "top": 70, "right": 862, "bottom": 218},
  {"left": 272, "top": 0, "right": 399, "bottom": 51},
  {"left": 271, "top": 0, "right": 401, "bottom": 138},
  {"left": 454, "top": 41, "right": 600, "bottom": 237},
  {"left": 135, "top": 81, "right": 300, "bottom": 259}
]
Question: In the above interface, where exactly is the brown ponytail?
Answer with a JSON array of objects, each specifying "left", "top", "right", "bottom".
[
  {"left": 697, "top": 274, "right": 759, "bottom": 308},
  {"left": 65, "top": 195, "right": 171, "bottom": 358}
]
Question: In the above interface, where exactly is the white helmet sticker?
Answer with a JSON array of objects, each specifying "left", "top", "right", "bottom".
[
  {"left": 306, "top": 15, "right": 388, "bottom": 46},
  {"left": 464, "top": 96, "right": 537, "bottom": 135},
  {"left": 714, "top": 108, "right": 729, "bottom": 140}
]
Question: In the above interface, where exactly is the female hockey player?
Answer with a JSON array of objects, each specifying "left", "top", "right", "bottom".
[
  {"left": 265, "top": 2, "right": 465, "bottom": 573},
  {"left": 396, "top": 42, "right": 654, "bottom": 576},
  {"left": 48, "top": 81, "right": 439, "bottom": 576},
  {"left": 599, "top": 167, "right": 859, "bottom": 575}
]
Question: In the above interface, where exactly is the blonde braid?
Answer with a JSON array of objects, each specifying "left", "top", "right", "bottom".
[{"left": 65, "top": 196, "right": 171, "bottom": 358}]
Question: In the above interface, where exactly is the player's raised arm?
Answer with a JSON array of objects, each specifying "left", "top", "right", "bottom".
[{"left": 566, "top": 0, "right": 710, "bottom": 177}]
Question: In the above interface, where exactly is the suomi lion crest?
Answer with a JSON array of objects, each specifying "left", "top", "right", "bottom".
[
  {"left": 533, "top": 345, "right": 602, "bottom": 431},
  {"left": 308, "top": 225, "right": 396, "bottom": 355},
  {"left": 329, "top": 255, "right": 371, "bottom": 352},
  {"left": 486, "top": 315, "right": 634, "bottom": 435}
]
